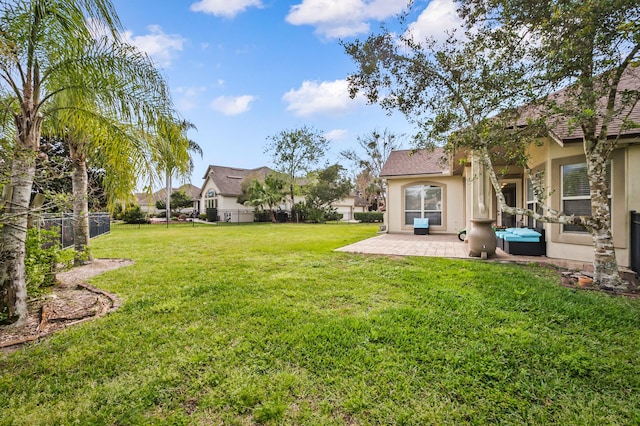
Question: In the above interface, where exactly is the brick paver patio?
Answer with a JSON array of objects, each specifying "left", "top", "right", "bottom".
[{"left": 336, "top": 233, "right": 596, "bottom": 272}]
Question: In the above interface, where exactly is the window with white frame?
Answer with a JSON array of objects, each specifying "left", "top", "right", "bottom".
[
  {"left": 205, "top": 188, "right": 217, "bottom": 209},
  {"left": 561, "top": 162, "right": 611, "bottom": 233},
  {"left": 404, "top": 184, "right": 442, "bottom": 226}
]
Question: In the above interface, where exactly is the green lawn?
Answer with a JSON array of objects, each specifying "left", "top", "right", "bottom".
[{"left": 2, "top": 224, "right": 639, "bottom": 425}]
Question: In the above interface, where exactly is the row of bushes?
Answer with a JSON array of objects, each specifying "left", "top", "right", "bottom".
[
  {"left": 354, "top": 212, "right": 384, "bottom": 223},
  {"left": 114, "top": 204, "right": 383, "bottom": 225}
]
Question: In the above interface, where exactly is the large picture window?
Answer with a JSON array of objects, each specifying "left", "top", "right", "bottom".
[
  {"left": 561, "top": 162, "right": 611, "bottom": 233},
  {"left": 404, "top": 184, "right": 442, "bottom": 226}
]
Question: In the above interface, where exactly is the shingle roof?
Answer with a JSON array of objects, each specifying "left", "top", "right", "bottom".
[
  {"left": 521, "top": 66, "right": 640, "bottom": 143},
  {"left": 134, "top": 184, "right": 201, "bottom": 205},
  {"left": 380, "top": 148, "right": 449, "bottom": 177},
  {"left": 202, "top": 165, "right": 274, "bottom": 196}
]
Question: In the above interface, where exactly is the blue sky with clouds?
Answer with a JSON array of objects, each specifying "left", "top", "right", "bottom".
[{"left": 110, "top": 0, "right": 463, "bottom": 188}]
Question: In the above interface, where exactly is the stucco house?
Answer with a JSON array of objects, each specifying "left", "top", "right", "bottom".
[
  {"left": 196, "top": 165, "right": 277, "bottom": 222},
  {"left": 380, "top": 69, "right": 640, "bottom": 271},
  {"left": 197, "top": 164, "right": 373, "bottom": 222}
]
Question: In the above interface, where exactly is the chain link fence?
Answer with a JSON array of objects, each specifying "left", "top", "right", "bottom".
[{"left": 40, "top": 212, "right": 111, "bottom": 249}]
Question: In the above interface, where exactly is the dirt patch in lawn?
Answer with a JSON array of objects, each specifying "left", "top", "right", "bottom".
[{"left": 0, "top": 258, "right": 132, "bottom": 353}]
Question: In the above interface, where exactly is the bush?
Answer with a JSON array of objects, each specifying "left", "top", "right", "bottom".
[
  {"left": 325, "top": 211, "right": 343, "bottom": 221},
  {"left": 354, "top": 212, "right": 383, "bottom": 223},
  {"left": 25, "top": 227, "right": 74, "bottom": 294},
  {"left": 254, "top": 210, "right": 272, "bottom": 222},
  {"left": 122, "top": 205, "right": 150, "bottom": 224}
]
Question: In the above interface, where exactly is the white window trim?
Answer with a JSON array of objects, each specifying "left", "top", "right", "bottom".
[
  {"left": 403, "top": 183, "right": 443, "bottom": 227},
  {"left": 560, "top": 161, "right": 612, "bottom": 234}
]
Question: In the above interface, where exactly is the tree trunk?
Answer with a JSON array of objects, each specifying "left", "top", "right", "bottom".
[
  {"left": 166, "top": 172, "right": 172, "bottom": 224},
  {"left": 587, "top": 153, "right": 624, "bottom": 290},
  {"left": 70, "top": 143, "right": 92, "bottom": 265},
  {"left": 0, "top": 149, "right": 37, "bottom": 326},
  {"left": 289, "top": 183, "right": 296, "bottom": 223}
]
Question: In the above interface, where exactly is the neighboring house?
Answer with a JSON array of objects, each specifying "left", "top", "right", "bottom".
[
  {"left": 332, "top": 192, "right": 370, "bottom": 221},
  {"left": 196, "top": 165, "right": 277, "bottom": 223},
  {"left": 197, "top": 164, "right": 371, "bottom": 222},
  {"left": 134, "top": 183, "right": 200, "bottom": 215},
  {"left": 381, "top": 69, "right": 640, "bottom": 269}
]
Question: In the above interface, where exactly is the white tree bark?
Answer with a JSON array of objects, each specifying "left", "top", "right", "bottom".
[{"left": 0, "top": 149, "right": 37, "bottom": 326}]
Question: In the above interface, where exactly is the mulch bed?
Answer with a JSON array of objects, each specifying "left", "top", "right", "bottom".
[{"left": 0, "top": 259, "right": 132, "bottom": 353}]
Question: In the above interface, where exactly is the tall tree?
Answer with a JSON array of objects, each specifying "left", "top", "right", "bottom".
[
  {"left": 0, "top": 0, "right": 170, "bottom": 325},
  {"left": 304, "top": 163, "right": 352, "bottom": 214},
  {"left": 153, "top": 118, "right": 202, "bottom": 224},
  {"left": 45, "top": 65, "right": 171, "bottom": 264},
  {"left": 265, "top": 125, "right": 329, "bottom": 218},
  {"left": 340, "top": 129, "right": 401, "bottom": 211}
]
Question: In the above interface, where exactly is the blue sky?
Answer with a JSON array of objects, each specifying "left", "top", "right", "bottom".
[{"left": 109, "top": 0, "right": 464, "bottom": 189}]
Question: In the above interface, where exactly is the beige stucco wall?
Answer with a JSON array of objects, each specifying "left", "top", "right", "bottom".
[
  {"left": 628, "top": 144, "right": 640, "bottom": 213},
  {"left": 385, "top": 175, "right": 465, "bottom": 234},
  {"left": 525, "top": 138, "right": 634, "bottom": 267},
  {"left": 197, "top": 178, "right": 254, "bottom": 222}
]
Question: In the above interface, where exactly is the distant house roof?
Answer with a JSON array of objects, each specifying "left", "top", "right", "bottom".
[
  {"left": 201, "top": 165, "right": 275, "bottom": 197},
  {"left": 134, "top": 183, "right": 201, "bottom": 206},
  {"left": 520, "top": 66, "right": 640, "bottom": 144},
  {"left": 380, "top": 148, "right": 449, "bottom": 178}
]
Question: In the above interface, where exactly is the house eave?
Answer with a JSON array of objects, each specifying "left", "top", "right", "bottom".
[{"left": 381, "top": 172, "right": 452, "bottom": 180}]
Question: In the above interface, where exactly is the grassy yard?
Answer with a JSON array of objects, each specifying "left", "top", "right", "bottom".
[{"left": 1, "top": 224, "right": 639, "bottom": 425}]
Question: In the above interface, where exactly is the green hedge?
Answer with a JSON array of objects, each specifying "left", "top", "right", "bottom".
[{"left": 354, "top": 212, "right": 383, "bottom": 223}]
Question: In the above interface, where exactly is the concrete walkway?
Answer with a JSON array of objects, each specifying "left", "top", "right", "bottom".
[{"left": 336, "top": 233, "right": 596, "bottom": 272}]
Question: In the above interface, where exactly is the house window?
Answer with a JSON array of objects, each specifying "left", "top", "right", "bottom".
[
  {"left": 404, "top": 184, "right": 442, "bottom": 226},
  {"left": 561, "top": 162, "right": 611, "bottom": 233},
  {"left": 205, "top": 189, "right": 217, "bottom": 209}
]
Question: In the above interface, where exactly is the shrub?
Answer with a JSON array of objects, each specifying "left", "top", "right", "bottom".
[
  {"left": 25, "top": 227, "right": 74, "bottom": 294},
  {"left": 122, "top": 205, "right": 150, "bottom": 224},
  {"left": 354, "top": 212, "right": 383, "bottom": 223},
  {"left": 325, "top": 211, "right": 343, "bottom": 221},
  {"left": 254, "top": 210, "right": 272, "bottom": 222}
]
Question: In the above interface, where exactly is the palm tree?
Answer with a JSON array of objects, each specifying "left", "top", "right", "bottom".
[
  {"left": 44, "top": 43, "right": 172, "bottom": 264},
  {"left": 244, "top": 173, "right": 286, "bottom": 222},
  {"left": 153, "top": 118, "right": 202, "bottom": 224},
  {"left": 0, "top": 0, "right": 170, "bottom": 325}
]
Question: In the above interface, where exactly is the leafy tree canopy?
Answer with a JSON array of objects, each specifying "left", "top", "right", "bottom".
[{"left": 264, "top": 125, "right": 329, "bottom": 207}]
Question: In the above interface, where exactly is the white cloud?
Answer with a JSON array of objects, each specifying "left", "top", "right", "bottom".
[
  {"left": 324, "top": 129, "right": 349, "bottom": 141},
  {"left": 286, "top": 0, "right": 406, "bottom": 39},
  {"left": 405, "top": 0, "right": 464, "bottom": 44},
  {"left": 122, "top": 25, "right": 185, "bottom": 67},
  {"left": 190, "top": 0, "right": 263, "bottom": 18},
  {"left": 210, "top": 95, "right": 256, "bottom": 115},
  {"left": 174, "top": 86, "right": 208, "bottom": 112},
  {"left": 283, "top": 79, "right": 364, "bottom": 117}
]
